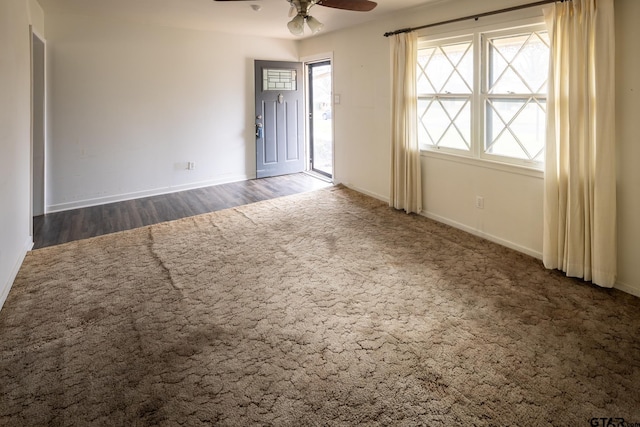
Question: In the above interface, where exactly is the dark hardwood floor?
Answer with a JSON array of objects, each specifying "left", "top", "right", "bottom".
[{"left": 33, "top": 173, "right": 332, "bottom": 249}]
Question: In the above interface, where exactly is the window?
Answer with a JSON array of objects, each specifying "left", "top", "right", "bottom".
[
  {"left": 417, "top": 36, "right": 473, "bottom": 151},
  {"left": 417, "top": 23, "right": 549, "bottom": 168},
  {"left": 263, "top": 69, "right": 297, "bottom": 91}
]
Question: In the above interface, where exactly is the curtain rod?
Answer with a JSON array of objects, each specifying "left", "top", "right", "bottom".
[{"left": 383, "top": 0, "right": 563, "bottom": 37}]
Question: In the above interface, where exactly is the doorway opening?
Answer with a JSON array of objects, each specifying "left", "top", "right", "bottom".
[
  {"left": 307, "top": 61, "right": 333, "bottom": 179},
  {"left": 31, "top": 29, "right": 46, "bottom": 224}
]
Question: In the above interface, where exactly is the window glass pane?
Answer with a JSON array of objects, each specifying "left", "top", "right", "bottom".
[
  {"left": 419, "top": 97, "right": 471, "bottom": 150},
  {"left": 417, "top": 41, "right": 472, "bottom": 95},
  {"left": 488, "top": 31, "right": 549, "bottom": 94},
  {"left": 486, "top": 98, "right": 546, "bottom": 160},
  {"left": 417, "top": 48, "right": 436, "bottom": 94},
  {"left": 511, "top": 33, "right": 549, "bottom": 93},
  {"left": 441, "top": 43, "right": 473, "bottom": 93},
  {"left": 263, "top": 69, "right": 297, "bottom": 91},
  {"left": 487, "top": 132, "right": 528, "bottom": 159}
]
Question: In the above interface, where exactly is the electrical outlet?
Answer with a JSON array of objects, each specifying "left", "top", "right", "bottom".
[
  {"left": 475, "top": 196, "right": 484, "bottom": 209},
  {"left": 187, "top": 162, "right": 195, "bottom": 170}
]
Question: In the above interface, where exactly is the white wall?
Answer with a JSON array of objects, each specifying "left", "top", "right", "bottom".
[
  {"left": 299, "top": 27, "right": 392, "bottom": 201},
  {"left": 299, "top": 0, "right": 640, "bottom": 297},
  {"left": 28, "top": 0, "right": 45, "bottom": 35},
  {"left": 421, "top": 156, "right": 544, "bottom": 257},
  {"left": 614, "top": 0, "right": 640, "bottom": 297},
  {"left": 0, "top": 0, "right": 39, "bottom": 309},
  {"left": 45, "top": 13, "right": 298, "bottom": 211}
]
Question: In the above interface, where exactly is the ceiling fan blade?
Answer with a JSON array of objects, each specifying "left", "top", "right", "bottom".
[{"left": 317, "top": 0, "right": 377, "bottom": 12}]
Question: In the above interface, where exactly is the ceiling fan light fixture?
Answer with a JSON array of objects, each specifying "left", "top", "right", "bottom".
[
  {"left": 306, "top": 15, "right": 324, "bottom": 34},
  {"left": 214, "top": 0, "right": 377, "bottom": 36},
  {"left": 287, "top": 14, "right": 305, "bottom": 35}
]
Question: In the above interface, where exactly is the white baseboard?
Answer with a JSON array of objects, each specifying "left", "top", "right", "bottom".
[
  {"left": 46, "top": 174, "right": 253, "bottom": 213},
  {"left": 340, "top": 186, "right": 541, "bottom": 259},
  {"left": 341, "top": 183, "right": 389, "bottom": 204},
  {"left": 421, "top": 211, "right": 544, "bottom": 260},
  {"left": 0, "top": 237, "right": 33, "bottom": 312},
  {"left": 423, "top": 211, "right": 640, "bottom": 299},
  {"left": 614, "top": 280, "right": 640, "bottom": 298}
]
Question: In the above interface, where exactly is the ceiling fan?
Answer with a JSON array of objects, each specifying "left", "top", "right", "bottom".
[{"left": 214, "top": 0, "right": 378, "bottom": 35}]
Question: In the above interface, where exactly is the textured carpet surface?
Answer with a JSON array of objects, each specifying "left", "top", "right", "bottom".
[{"left": 1, "top": 186, "right": 639, "bottom": 426}]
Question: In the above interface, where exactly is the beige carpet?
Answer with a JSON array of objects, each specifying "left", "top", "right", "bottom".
[{"left": 1, "top": 186, "right": 639, "bottom": 426}]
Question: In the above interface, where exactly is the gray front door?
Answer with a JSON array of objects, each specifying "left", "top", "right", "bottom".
[{"left": 254, "top": 60, "right": 304, "bottom": 178}]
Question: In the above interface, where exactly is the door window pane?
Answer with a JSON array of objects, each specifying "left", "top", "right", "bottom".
[{"left": 263, "top": 69, "right": 297, "bottom": 91}]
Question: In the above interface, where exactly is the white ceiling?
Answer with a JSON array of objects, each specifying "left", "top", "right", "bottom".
[{"left": 36, "top": 0, "right": 443, "bottom": 40}]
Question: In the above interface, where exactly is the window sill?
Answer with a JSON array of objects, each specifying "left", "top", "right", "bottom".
[{"left": 420, "top": 149, "right": 544, "bottom": 179}]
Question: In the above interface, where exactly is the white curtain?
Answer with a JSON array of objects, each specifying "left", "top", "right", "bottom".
[
  {"left": 390, "top": 32, "right": 422, "bottom": 214},
  {"left": 543, "top": 0, "right": 616, "bottom": 287}
]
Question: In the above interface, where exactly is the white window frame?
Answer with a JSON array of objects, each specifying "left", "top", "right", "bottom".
[{"left": 417, "top": 15, "right": 548, "bottom": 172}]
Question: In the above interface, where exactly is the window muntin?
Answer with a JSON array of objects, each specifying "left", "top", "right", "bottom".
[{"left": 418, "top": 23, "right": 549, "bottom": 168}]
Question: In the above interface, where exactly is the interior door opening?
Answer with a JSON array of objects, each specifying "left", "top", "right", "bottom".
[
  {"left": 307, "top": 61, "right": 333, "bottom": 179},
  {"left": 32, "top": 30, "right": 46, "bottom": 221}
]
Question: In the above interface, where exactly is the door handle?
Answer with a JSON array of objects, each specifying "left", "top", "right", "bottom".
[{"left": 256, "top": 123, "right": 263, "bottom": 138}]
